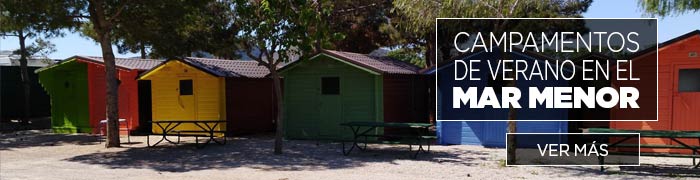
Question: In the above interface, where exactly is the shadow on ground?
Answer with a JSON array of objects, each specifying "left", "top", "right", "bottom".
[
  {"left": 548, "top": 163, "right": 700, "bottom": 178},
  {"left": 62, "top": 135, "right": 491, "bottom": 172},
  {"left": 617, "top": 164, "right": 700, "bottom": 178},
  {"left": 6, "top": 131, "right": 698, "bottom": 177},
  {"left": 0, "top": 130, "right": 102, "bottom": 150},
  {"left": 0, "top": 117, "right": 51, "bottom": 132}
]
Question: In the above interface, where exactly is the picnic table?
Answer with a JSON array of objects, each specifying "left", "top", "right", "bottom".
[
  {"left": 147, "top": 120, "right": 227, "bottom": 148},
  {"left": 339, "top": 121, "right": 435, "bottom": 158},
  {"left": 587, "top": 128, "right": 700, "bottom": 170}
]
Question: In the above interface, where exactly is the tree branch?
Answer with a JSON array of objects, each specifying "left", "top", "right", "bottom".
[
  {"left": 268, "top": 39, "right": 279, "bottom": 64},
  {"left": 108, "top": 0, "right": 129, "bottom": 23},
  {"left": 507, "top": 0, "right": 520, "bottom": 17},
  {"left": 335, "top": 3, "right": 378, "bottom": 14},
  {"left": 68, "top": 15, "right": 91, "bottom": 19},
  {"left": 243, "top": 41, "right": 271, "bottom": 68},
  {"left": 287, "top": 0, "right": 300, "bottom": 13},
  {"left": 481, "top": 1, "right": 500, "bottom": 14}
]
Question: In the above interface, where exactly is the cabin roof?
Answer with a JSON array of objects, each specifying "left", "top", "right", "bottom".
[
  {"left": 138, "top": 57, "right": 271, "bottom": 78},
  {"left": 629, "top": 29, "right": 700, "bottom": 59},
  {"left": 322, "top": 50, "right": 421, "bottom": 74},
  {"left": 35, "top": 55, "right": 163, "bottom": 73},
  {"left": 184, "top": 57, "right": 271, "bottom": 78},
  {"left": 79, "top": 56, "right": 163, "bottom": 70},
  {"left": 279, "top": 49, "right": 421, "bottom": 75}
]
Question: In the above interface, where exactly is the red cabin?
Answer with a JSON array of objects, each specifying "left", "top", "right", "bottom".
[
  {"left": 79, "top": 56, "right": 162, "bottom": 134},
  {"left": 611, "top": 30, "right": 700, "bottom": 153}
]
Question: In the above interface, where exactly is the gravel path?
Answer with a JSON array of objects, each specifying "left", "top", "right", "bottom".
[{"left": 1, "top": 130, "right": 698, "bottom": 180}]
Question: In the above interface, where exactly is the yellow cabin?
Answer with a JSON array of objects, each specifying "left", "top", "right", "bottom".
[{"left": 138, "top": 58, "right": 274, "bottom": 136}]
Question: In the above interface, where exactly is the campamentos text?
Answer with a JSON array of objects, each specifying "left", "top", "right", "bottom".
[
  {"left": 454, "top": 31, "right": 640, "bottom": 53},
  {"left": 451, "top": 31, "right": 642, "bottom": 109}
]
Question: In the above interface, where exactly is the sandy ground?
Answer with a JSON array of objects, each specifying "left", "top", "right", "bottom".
[{"left": 1, "top": 130, "right": 699, "bottom": 180}]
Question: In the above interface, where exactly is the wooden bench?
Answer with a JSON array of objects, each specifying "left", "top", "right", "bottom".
[
  {"left": 587, "top": 128, "right": 700, "bottom": 171},
  {"left": 172, "top": 130, "right": 227, "bottom": 145},
  {"left": 147, "top": 120, "right": 227, "bottom": 148},
  {"left": 604, "top": 144, "right": 700, "bottom": 159},
  {"left": 337, "top": 135, "right": 437, "bottom": 151},
  {"left": 339, "top": 122, "right": 435, "bottom": 158}
]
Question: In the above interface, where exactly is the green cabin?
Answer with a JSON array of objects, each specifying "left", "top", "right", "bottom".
[
  {"left": 36, "top": 56, "right": 162, "bottom": 133},
  {"left": 36, "top": 59, "right": 90, "bottom": 133},
  {"left": 280, "top": 50, "right": 428, "bottom": 140}
]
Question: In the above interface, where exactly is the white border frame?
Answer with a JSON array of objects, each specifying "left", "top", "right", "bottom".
[
  {"left": 505, "top": 132, "right": 641, "bottom": 167},
  {"left": 434, "top": 18, "right": 659, "bottom": 121}
]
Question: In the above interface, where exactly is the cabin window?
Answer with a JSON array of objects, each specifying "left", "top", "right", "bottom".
[
  {"left": 679, "top": 69, "right": 700, "bottom": 92},
  {"left": 179, "top": 79, "right": 193, "bottom": 95},
  {"left": 321, "top": 77, "right": 340, "bottom": 95}
]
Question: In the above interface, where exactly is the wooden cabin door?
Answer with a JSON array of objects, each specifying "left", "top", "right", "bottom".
[
  {"left": 319, "top": 77, "right": 341, "bottom": 137},
  {"left": 138, "top": 80, "right": 153, "bottom": 132},
  {"left": 177, "top": 79, "right": 196, "bottom": 120},
  {"left": 672, "top": 67, "right": 700, "bottom": 131},
  {"left": 669, "top": 66, "right": 700, "bottom": 151}
]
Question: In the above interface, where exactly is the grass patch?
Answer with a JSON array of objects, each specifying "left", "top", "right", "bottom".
[{"left": 498, "top": 159, "right": 507, "bottom": 168}]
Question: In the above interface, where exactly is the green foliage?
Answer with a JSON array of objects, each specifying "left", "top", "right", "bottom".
[
  {"left": 639, "top": 0, "right": 700, "bottom": 17},
  {"left": 325, "top": 1, "right": 394, "bottom": 53},
  {"left": 0, "top": 0, "right": 78, "bottom": 35},
  {"left": 387, "top": 0, "right": 593, "bottom": 67},
  {"left": 386, "top": 48, "right": 424, "bottom": 67},
  {"left": 12, "top": 38, "right": 57, "bottom": 58},
  {"left": 0, "top": 0, "right": 78, "bottom": 56},
  {"left": 73, "top": 1, "right": 237, "bottom": 59},
  {"left": 235, "top": 0, "right": 326, "bottom": 65},
  {"left": 392, "top": 0, "right": 591, "bottom": 33}
]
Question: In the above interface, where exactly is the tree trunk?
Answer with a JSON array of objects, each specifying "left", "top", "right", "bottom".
[
  {"left": 270, "top": 67, "right": 284, "bottom": 154},
  {"left": 314, "top": 0, "right": 323, "bottom": 52},
  {"left": 17, "top": 31, "right": 31, "bottom": 125},
  {"left": 490, "top": 21, "right": 518, "bottom": 165},
  {"left": 425, "top": 32, "right": 436, "bottom": 68},
  {"left": 484, "top": 24, "right": 518, "bottom": 164},
  {"left": 89, "top": 0, "right": 120, "bottom": 147},
  {"left": 503, "top": 50, "right": 517, "bottom": 165},
  {"left": 100, "top": 34, "right": 121, "bottom": 148},
  {"left": 506, "top": 113, "right": 517, "bottom": 164},
  {"left": 140, "top": 43, "right": 146, "bottom": 59}
]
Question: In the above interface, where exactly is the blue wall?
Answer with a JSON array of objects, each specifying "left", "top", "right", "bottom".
[{"left": 434, "top": 51, "right": 568, "bottom": 147}]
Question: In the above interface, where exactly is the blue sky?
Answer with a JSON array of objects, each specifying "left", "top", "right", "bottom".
[{"left": 1, "top": 0, "right": 699, "bottom": 59}]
